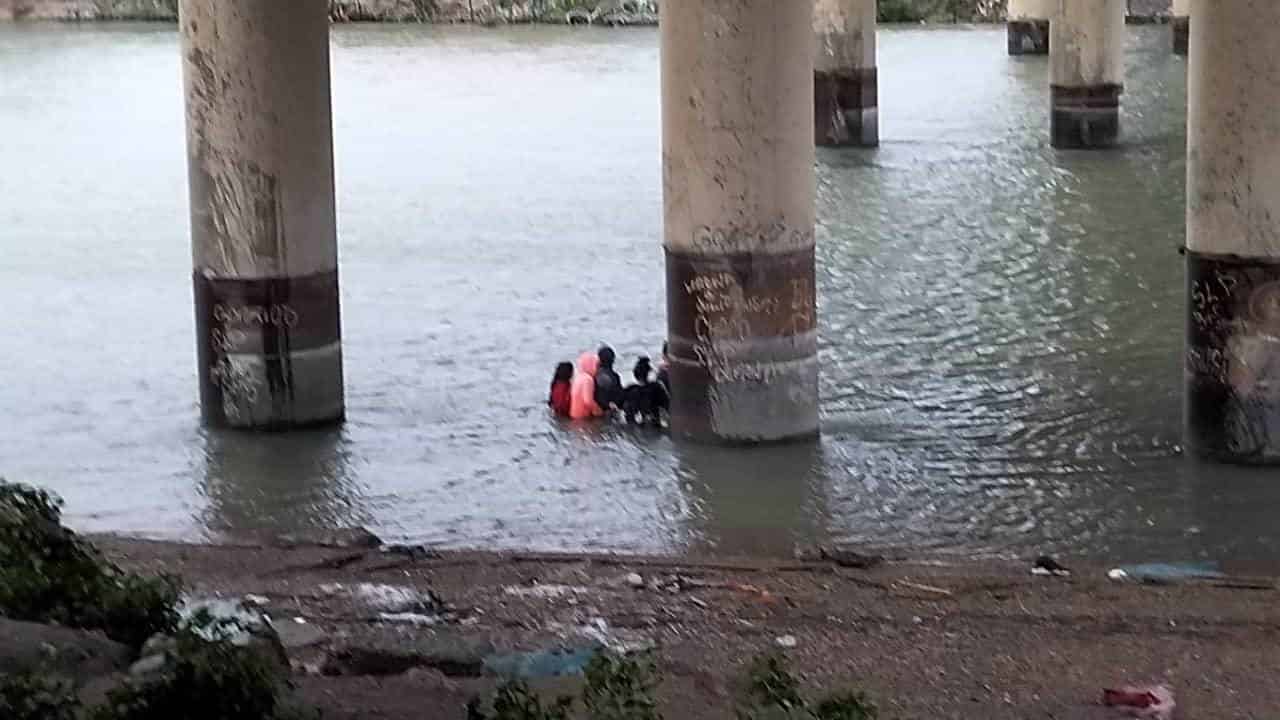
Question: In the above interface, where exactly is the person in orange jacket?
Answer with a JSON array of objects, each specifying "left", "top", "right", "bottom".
[{"left": 569, "top": 351, "right": 603, "bottom": 420}]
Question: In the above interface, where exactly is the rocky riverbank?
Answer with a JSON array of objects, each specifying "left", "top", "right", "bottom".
[
  {"left": 0, "top": 0, "right": 658, "bottom": 25},
  {"left": 41, "top": 533, "right": 1276, "bottom": 719},
  {"left": 0, "top": 0, "right": 1173, "bottom": 25}
]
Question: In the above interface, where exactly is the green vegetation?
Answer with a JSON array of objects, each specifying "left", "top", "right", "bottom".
[
  {"left": 89, "top": 614, "right": 288, "bottom": 720},
  {"left": 0, "top": 672, "right": 81, "bottom": 720},
  {"left": 582, "top": 653, "right": 663, "bottom": 720},
  {"left": 878, "top": 0, "right": 1003, "bottom": 23},
  {"left": 468, "top": 652, "right": 662, "bottom": 720},
  {"left": 0, "top": 480, "right": 297, "bottom": 720},
  {"left": 0, "top": 615, "right": 295, "bottom": 720},
  {"left": 468, "top": 681, "right": 577, "bottom": 720},
  {"left": 0, "top": 481, "right": 180, "bottom": 649},
  {"left": 469, "top": 651, "right": 876, "bottom": 720},
  {"left": 738, "top": 653, "right": 877, "bottom": 720}
]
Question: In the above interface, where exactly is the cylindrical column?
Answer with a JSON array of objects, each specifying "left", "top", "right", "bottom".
[
  {"left": 1008, "top": 0, "right": 1053, "bottom": 55},
  {"left": 814, "top": 0, "right": 878, "bottom": 147},
  {"left": 181, "top": 0, "right": 345, "bottom": 429},
  {"left": 1171, "top": 0, "right": 1190, "bottom": 56},
  {"left": 662, "top": 0, "right": 819, "bottom": 444},
  {"left": 1185, "top": 0, "right": 1280, "bottom": 464},
  {"left": 1049, "top": 0, "right": 1124, "bottom": 149}
]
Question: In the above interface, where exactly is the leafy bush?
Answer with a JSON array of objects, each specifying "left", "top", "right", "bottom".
[
  {"left": 738, "top": 654, "right": 877, "bottom": 720},
  {"left": 89, "top": 614, "right": 288, "bottom": 720},
  {"left": 469, "top": 651, "right": 663, "bottom": 720},
  {"left": 468, "top": 681, "right": 575, "bottom": 720},
  {"left": 877, "top": 0, "right": 929, "bottom": 23},
  {"left": 810, "top": 693, "right": 878, "bottom": 720},
  {"left": 0, "top": 672, "right": 81, "bottom": 720},
  {"left": 583, "top": 653, "right": 663, "bottom": 720},
  {"left": 0, "top": 481, "right": 180, "bottom": 649},
  {"left": 742, "top": 653, "right": 806, "bottom": 715}
]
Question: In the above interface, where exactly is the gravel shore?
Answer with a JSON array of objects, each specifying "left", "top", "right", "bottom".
[{"left": 89, "top": 534, "right": 1280, "bottom": 719}]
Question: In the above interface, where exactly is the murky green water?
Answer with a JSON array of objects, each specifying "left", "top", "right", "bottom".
[{"left": 2, "top": 21, "right": 1275, "bottom": 569}]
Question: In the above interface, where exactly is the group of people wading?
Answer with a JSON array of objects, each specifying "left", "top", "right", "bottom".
[{"left": 549, "top": 344, "right": 670, "bottom": 427}]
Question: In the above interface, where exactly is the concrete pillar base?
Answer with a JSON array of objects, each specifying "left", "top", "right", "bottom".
[
  {"left": 1008, "top": 19, "right": 1050, "bottom": 55},
  {"left": 1051, "top": 84, "right": 1121, "bottom": 149},
  {"left": 195, "top": 270, "right": 345, "bottom": 430},
  {"left": 1172, "top": 16, "right": 1189, "bottom": 56},
  {"left": 1185, "top": 250, "right": 1280, "bottom": 464},
  {"left": 815, "top": 67, "right": 878, "bottom": 147},
  {"left": 665, "top": 248, "right": 819, "bottom": 445}
]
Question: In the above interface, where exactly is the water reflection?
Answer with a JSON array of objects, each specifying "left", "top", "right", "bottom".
[
  {"left": 196, "top": 427, "right": 369, "bottom": 538},
  {"left": 676, "top": 440, "right": 827, "bottom": 556}
]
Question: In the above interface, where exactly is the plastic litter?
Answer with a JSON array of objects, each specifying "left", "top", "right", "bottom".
[
  {"left": 1102, "top": 685, "right": 1175, "bottom": 719},
  {"left": 1031, "top": 555, "right": 1071, "bottom": 577},
  {"left": 502, "top": 584, "right": 588, "bottom": 599},
  {"left": 775, "top": 635, "right": 798, "bottom": 649},
  {"left": 1107, "top": 562, "right": 1224, "bottom": 585},
  {"left": 482, "top": 646, "right": 600, "bottom": 679}
]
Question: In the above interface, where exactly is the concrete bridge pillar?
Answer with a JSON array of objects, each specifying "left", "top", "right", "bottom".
[
  {"left": 1185, "top": 0, "right": 1280, "bottom": 463},
  {"left": 814, "top": 0, "right": 878, "bottom": 147},
  {"left": 1049, "top": 0, "right": 1124, "bottom": 149},
  {"left": 180, "top": 0, "right": 344, "bottom": 429},
  {"left": 661, "top": 0, "right": 819, "bottom": 444},
  {"left": 1171, "top": 0, "right": 1189, "bottom": 55},
  {"left": 1008, "top": 0, "right": 1052, "bottom": 55}
]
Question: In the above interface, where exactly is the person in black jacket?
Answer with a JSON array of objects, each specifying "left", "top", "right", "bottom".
[
  {"left": 622, "top": 356, "right": 668, "bottom": 427},
  {"left": 594, "top": 346, "right": 624, "bottom": 413}
]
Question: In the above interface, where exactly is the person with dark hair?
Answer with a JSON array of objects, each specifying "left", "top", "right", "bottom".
[
  {"left": 622, "top": 356, "right": 668, "bottom": 427},
  {"left": 548, "top": 361, "right": 573, "bottom": 418},
  {"left": 594, "top": 345, "right": 624, "bottom": 413}
]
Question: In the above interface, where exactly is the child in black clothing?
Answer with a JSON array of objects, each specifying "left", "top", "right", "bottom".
[{"left": 621, "top": 356, "right": 668, "bottom": 427}]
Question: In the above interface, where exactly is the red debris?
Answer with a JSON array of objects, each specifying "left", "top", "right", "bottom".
[{"left": 1102, "top": 685, "right": 1175, "bottom": 719}]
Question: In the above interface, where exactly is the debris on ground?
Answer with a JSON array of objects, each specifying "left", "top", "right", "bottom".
[
  {"left": 320, "top": 582, "right": 445, "bottom": 618},
  {"left": 775, "top": 635, "right": 798, "bottom": 649},
  {"left": 502, "top": 583, "right": 590, "bottom": 600},
  {"left": 85, "top": 536, "right": 1280, "bottom": 720},
  {"left": 1102, "top": 684, "right": 1175, "bottom": 719},
  {"left": 1031, "top": 555, "right": 1072, "bottom": 577},
  {"left": 817, "top": 546, "right": 885, "bottom": 569},
  {"left": 274, "top": 527, "right": 383, "bottom": 550},
  {"left": 1107, "top": 562, "right": 1223, "bottom": 585},
  {"left": 482, "top": 646, "right": 601, "bottom": 679},
  {"left": 382, "top": 544, "right": 443, "bottom": 560},
  {"left": 893, "top": 580, "right": 953, "bottom": 597}
]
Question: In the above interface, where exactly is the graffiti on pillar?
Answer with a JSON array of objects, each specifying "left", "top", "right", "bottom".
[
  {"left": 1185, "top": 250, "right": 1280, "bottom": 461},
  {"left": 206, "top": 301, "right": 302, "bottom": 421},
  {"left": 691, "top": 223, "right": 815, "bottom": 255},
  {"left": 685, "top": 271, "right": 783, "bottom": 386},
  {"left": 194, "top": 269, "right": 341, "bottom": 427},
  {"left": 667, "top": 248, "right": 816, "bottom": 386}
]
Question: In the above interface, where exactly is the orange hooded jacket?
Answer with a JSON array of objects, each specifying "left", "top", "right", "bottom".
[{"left": 570, "top": 352, "right": 602, "bottom": 420}]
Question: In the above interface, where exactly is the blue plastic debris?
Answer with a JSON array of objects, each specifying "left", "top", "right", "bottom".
[
  {"left": 1108, "top": 562, "right": 1225, "bottom": 585},
  {"left": 481, "top": 646, "right": 601, "bottom": 679}
]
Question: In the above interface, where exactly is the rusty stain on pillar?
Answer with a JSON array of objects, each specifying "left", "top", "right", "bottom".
[
  {"left": 814, "top": 0, "right": 878, "bottom": 147},
  {"left": 1049, "top": 0, "right": 1124, "bottom": 149},
  {"left": 1185, "top": 0, "right": 1280, "bottom": 464},
  {"left": 181, "top": 0, "right": 344, "bottom": 429},
  {"left": 1171, "top": 0, "right": 1189, "bottom": 56},
  {"left": 661, "top": 0, "right": 819, "bottom": 444},
  {"left": 1007, "top": 0, "right": 1052, "bottom": 55}
]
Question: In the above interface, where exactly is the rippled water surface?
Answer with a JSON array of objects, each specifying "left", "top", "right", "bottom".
[{"left": 3, "top": 22, "right": 1277, "bottom": 569}]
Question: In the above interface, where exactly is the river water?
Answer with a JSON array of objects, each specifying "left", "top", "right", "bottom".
[{"left": 2, "top": 22, "right": 1277, "bottom": 569}]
